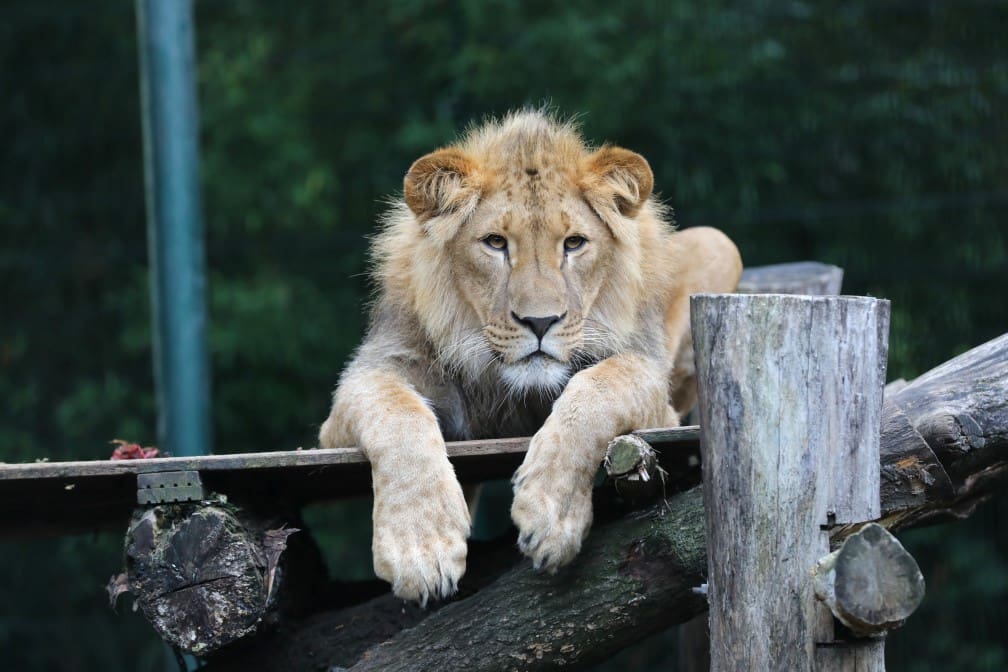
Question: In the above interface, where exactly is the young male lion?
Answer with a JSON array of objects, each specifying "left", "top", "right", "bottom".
[{"left": 320, "top": 111, "right": 741, "bottom": 604}]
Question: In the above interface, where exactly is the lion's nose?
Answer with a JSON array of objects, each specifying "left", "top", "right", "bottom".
[{"left": 512, "top": 312, "right": 564, "bottom": 341}]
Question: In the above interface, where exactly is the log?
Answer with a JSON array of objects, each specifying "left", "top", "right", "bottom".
[
  {"left": 200, "top": 333, "right": 1007, "bottom": 671},
  {"left": 124, "top": 500, "right": 326, "bottom": 655},
  {"left": 122, "top": 428, "right": 695, "bottom": 658},
  {"left": 204, "top": 537, "right": 525, "bottom": 671},
  {"left": 604, "top": 434, "right": 665, "bottom": 501},
  {"left": 852, "top": 331, "right": 1008, "bottom": 535},
  {"left": 126, "top": 504, "right": 271, "bottom": 654},
  {"left": 813, "top": 523, "right": 925, "bottom": 638},
  {"left": 345, "top": 488, "right": 710, "bottom": 672},
  {"left": 692, "top": 294, "right": 890, "bottom": 671}
]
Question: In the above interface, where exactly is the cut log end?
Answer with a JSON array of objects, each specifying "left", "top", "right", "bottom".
[
  {"left": 604, "top": 434, "right": 664, "bottom": 499},
  {"left": 126, "top": 503, "right": 278, "bottom": 654},
  {"left": 814, "top": 523, "right": 925, "bottom": 638}
]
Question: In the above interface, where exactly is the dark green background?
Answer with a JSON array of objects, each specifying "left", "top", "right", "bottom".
[{"left": 1, "top": 1, "right": 1006, "bottom": 669}]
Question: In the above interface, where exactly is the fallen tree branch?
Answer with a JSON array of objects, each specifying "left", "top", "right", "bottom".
[{"left": 204, "top": 333, "right": 1007, "bottom": 671}]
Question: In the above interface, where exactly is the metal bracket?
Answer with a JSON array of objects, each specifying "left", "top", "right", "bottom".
[{"left": 137, "top": 470, "right": 205, "bottom": 505}]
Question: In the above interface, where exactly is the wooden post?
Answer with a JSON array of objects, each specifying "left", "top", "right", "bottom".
[
  {"left": 692, "top": 294, "right": 890, "bottom": 671},
  {"left": 680, "top": 261, "right": 847, "bottom": 669}
]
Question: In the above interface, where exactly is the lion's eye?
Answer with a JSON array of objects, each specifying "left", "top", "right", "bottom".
[
  {"left": 482, "top": 234, "right": 508, "bottom": 251},
  {"left": 564, "top": 235, "right": 587, "bottom": 252}
]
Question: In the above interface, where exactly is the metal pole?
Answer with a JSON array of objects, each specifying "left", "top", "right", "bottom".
[{"left": 136, "top": 0, "right": 211, "bottom": 458}]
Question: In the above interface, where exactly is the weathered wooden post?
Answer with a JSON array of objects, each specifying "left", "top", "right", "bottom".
[
  {"left": 692, "top": 294, "right": 891, "bottom": 670},
  {"left": 678, "top": 261, "right": 848, "bottom": 671}
]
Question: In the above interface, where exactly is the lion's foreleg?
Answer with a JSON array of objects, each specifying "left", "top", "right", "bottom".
[
  {"left": 510, "top": 353, "right": 672, "bottom": 570},
  {"left": 319, "top": 369, "right": 470, "bottom": 604}
]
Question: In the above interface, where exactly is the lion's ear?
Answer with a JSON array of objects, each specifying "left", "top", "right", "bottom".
[
  {"left": 403, "top": 148, "right": 481, "bottom": 221},
  {"left": 580, "top": 146, "right": 654, "bottom": 219}
]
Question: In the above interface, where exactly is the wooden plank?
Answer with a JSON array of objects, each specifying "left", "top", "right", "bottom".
[
  {"left": 0, "top": 426, "right": 699, "bottom": 482},
  {"left": 692, "top": 294, "right": 889, "bottom": 671},
  {"left": 737, "top": 261, "right": 844, "bottom": 295},
  {"left": 634, "top": 426, "right": 700, "bottom": 443},
  {"left": 0, "top": 426, "right": 699, "bottom": 539}
]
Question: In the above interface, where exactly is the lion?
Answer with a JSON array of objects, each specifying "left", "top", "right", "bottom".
[{"left": 319, "top": 110, "right": 742, "bottom": 604}]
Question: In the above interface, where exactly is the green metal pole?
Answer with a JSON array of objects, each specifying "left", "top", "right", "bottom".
[{"left": 136, "top": 0, "right": 211, "bottom": 459}]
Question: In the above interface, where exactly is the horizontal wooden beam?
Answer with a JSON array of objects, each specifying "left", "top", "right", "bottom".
[
  {"left": 738, "top": 261, "right": 843, "bottom": 295},
  {"left": 0, "top": 426, "right": 699, "bottom": 539}
]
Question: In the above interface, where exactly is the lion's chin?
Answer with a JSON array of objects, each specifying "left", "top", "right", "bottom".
[{"left": 499, "top": 353, "right": 572, "bottom": 396}]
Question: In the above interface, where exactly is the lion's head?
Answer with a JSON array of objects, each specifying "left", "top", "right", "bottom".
[{"left": 374, "top": 112, "right": 674, "bottom": 395}]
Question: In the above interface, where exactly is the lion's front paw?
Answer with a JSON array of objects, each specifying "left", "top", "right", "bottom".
[
  {"left": 510, "top": 429, "right": 594, "bottom": 573},
  {"left": 371, "top": 459, "right": 470, "bottom": 605}
]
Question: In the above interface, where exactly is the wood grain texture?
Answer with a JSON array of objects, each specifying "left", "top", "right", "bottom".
[
  {"left": 605, "top": 434, "right": 664, "bottom": 500},
  {"left": 692, "top": 294, "right": 889, "bottom": 671},
  {"left": 126, "top": 504, "right": 270, "bottom": 654},
  {"left": 124, "top": 502, "right": 328, "bottom": 655},
  {"left": 816, "top": 641, "right": 886, "bottom": 672},
  {"left": 678, "top": 258, "right": 846, "bottom": 672}
]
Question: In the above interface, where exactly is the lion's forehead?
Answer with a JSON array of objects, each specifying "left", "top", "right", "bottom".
[
  {"left": 499, "top": 209, "right": 574, "bottom": 239},
  {"left": 481, "top": 186, "right": 598, "bottom": 237},
  {"left": 495, "top": 164, "right": 577, "bottom": 201}
]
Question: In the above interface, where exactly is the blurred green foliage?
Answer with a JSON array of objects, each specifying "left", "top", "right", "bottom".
[{"left": 0, "top": 0, "right": 1005, "bottom": 669}]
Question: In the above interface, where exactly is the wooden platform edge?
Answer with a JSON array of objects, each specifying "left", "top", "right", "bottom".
[
  {"left": 0, "top": 426, "right": 699, "bottom": 539},
  {"left": 0, "top": 426, "right": 699, "bottom": 483}
]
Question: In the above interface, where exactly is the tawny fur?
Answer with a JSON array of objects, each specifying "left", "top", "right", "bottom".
[{"left": 320, "top": 110, "right": 742, "bottom": 604}]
